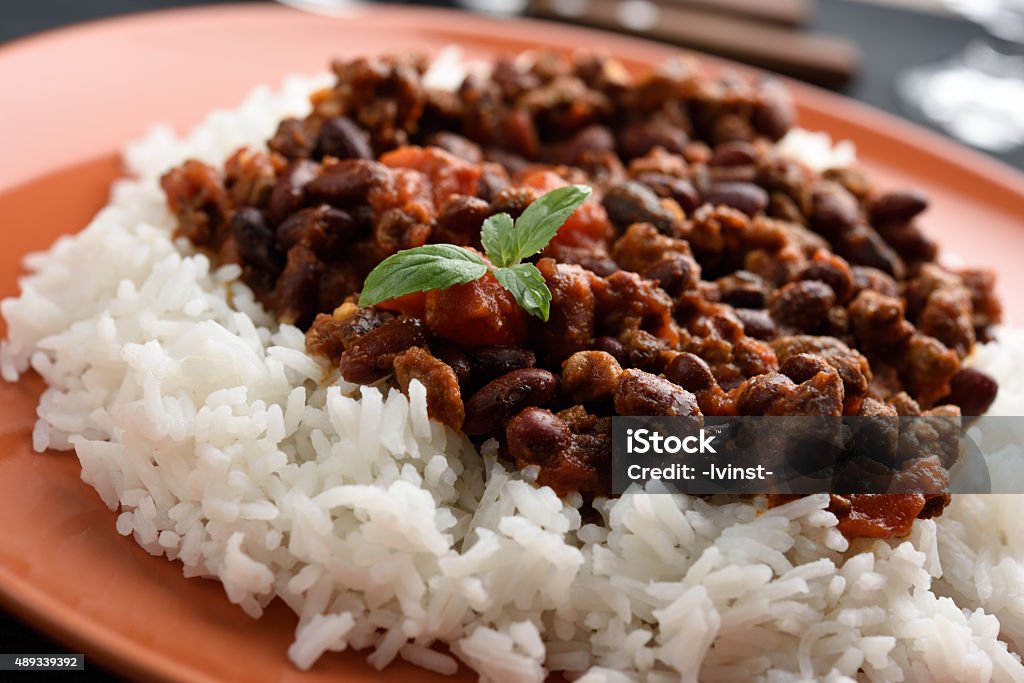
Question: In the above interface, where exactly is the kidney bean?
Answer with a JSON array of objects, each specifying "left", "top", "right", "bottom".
[
  {"left": 943, "top": 367, "right": 998, "bottom": 416},
  {"left": 306, "top": 306, "right": 390, "bottom": 363},
  {"left": 592, "top": 336, "right": 627, "bottom": 362},
  {"left": 870, "top": 190, "right": 928, "bottom": 225},
  {"left": 276, "top": 204, "right": 357, "bottom": 254},
  {"left": 633, "top": 172, "right": 700, "bottom": 214},
  {"left": 617, "top": 119, "right": 689, "bottom": 159},
  {"left": 267, "top": 159, "right": 320, "bottom": 224},
  {"left": 703, "top": 182, "right": 768, "bottom": 217},
  {"left": 769, "top": 191, "right": 807, "bottom": 225},
  {"left": 799, "top": 253, "right": 855, "bottom": 303},
  {"left": 463, "top": 368, "right": 559, "bottom": 435},
  {"left": 561, "top": 125, "right": 615, "bottom": 166},
  {"left": 484, "top": 148, "right": 530, "bottom": 177},
  {"left": 433, "top": 195, "right": 490, "bottom": 248},
  {"left": 770, "top": 280, "right": 836, "bottom": 332},
  {"left": 613, "top": 369, "right": 700, "bottom": 416},
  {"left": 339, "top": 318, "right": 428, "bottom": 384},
  {"left": 317, "top": 116, "right": 373, "bottom": 160},
  {"left": 506, "top": 407, "right": 572, "bottom": 466},
  {"left": 709, "top": 141, "right": 757, "bottom": 167},
  {"left": 470, "top": 346, "right": 537, "bottom": 383},
  {"left": 503, "top": 108, "right": 540, "bottom": 159},
  {"left": 848, "top": 290, "right": 915, "bottom": 350},
  {"left": 231, "top": 207, "right": 283, "bottom": 273},
  {"left": 811, "top": 182, "right": 859, "bottom": 236},
  {"left": 425, "top": 131, "right": 483, "bottom": 164},
  {"left": 717, "top": 270, "right": 770, "bottom": 309},
  {"left": 710, "top": 112, "right": 754, "bottom": 145},
  {"left": 736, "top": 373, "right": 793, "bottom": 415},
  {"left": 876, "top": 222, "right": 938, "bottom": 263},
  {"left": 664, "top": 352, "right": 716, "bottom": 392},
  {"left": 272, "top": 244, "right": 324, "bottom": 327},
  {"left": 476, "top": 162, "right": 510, "bottom": 202},
  {"left": 646, "top": 256, "right": 696, "bottom": 298},
  {"left": 751, "top": 79, "right": 795, "bottom": 141},
  {"left": 836, "top": 224, "right": 905, "bottom": 279},
  {"left": 489, "top": 185, "right": 540, "bottom": 220},
  {"left": 432, "top": 341, "right": 472, "bottom": 387},
  {"left": 734, "top": 308, "right": 777, "bottom": 340},
  {"left": 779, "top": 353, "right": 832, "bottom": 384},
  {"left": 603, "top": 181, "right": 679, "bottom": 233},
  {"left": 823, "top": 166, "right": 873, "bottom": 200},
  {"left": 901, "top": 333, "right": 960, "bottom": 407},
  {"left": 306, "top": 160, "right": 389, "bottom": 205},
  {"left": 851, "top": 266, "right": 900, "bottom": 298}
]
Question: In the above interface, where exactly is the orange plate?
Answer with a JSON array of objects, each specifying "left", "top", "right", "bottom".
[{"left": 0, "top": 4, "right": 1022, "bottom": 682}]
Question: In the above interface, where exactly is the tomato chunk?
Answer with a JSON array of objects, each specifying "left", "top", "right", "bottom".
[
  {"left": 425, "top": 272, "right": 528, "bottom": 347},
  {"left": 519, "top": 170, "right": 613, "bottom": 248},
  {"left": 381, "top": 146, "right": 481, "bottom": 207},
  {"left": 377, "top": 291, "right": 426, "bottom": 318}
]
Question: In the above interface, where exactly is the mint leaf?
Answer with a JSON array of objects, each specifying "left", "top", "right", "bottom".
[
  {"left": 357, "top": 185, "right": 590, "bottom": 323},
  {"left": 493, "top": 263, "right": 552, "bottom": 321},
  {"left": 512, "top": 185, "right": 592, "bottom": 262},
  {"left": 480, "top": 212, "right": 516, "bottom": 268},
  {"left": 358, "top": 244, "right": 488, "bottom": 307}
]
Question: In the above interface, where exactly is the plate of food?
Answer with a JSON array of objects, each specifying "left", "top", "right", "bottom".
[{"left": 2, "top": 4, "right": 1024, "bottom": 682}]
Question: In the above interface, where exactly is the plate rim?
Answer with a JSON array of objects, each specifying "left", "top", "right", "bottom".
[{"left": 1, "top": 5, "right": 1023, "bottom": 683}]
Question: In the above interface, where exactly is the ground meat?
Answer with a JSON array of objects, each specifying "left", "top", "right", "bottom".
[
  {"left": 166, "top": 50, "right": 1002, "bottom": 541},
  {"left": 959, "top": 268, "right": 1002, "bottom": 339},
  {"left": 848, "top": 290, "right": 915, "bottom": 353},
  {"left": 536, "top": 258, "right": 596, "bottom": 363},
  {"left": 224, "top": 148, "right": 282, "bottom": 207},
  {"left": 613, "top": 369, "right": 700, "bottom": 416},
  {"left": 161, "top": 160, "right": 231, "bottom": 248},
  {"left": 305, "top": 304, "right": 391, "bottom": 364},
  {"left": 593, "top": 270, "right": 675, "bottom": 335},
  {"left": 611, "top": 223, "right": 700, "bottom": 296},
  {"left": 771, "top": 335, "right": 871, "bottom": 414},
  {"left": 561, "top": 351, "right": 624, "bottom": 403},
  {"left": 899, "top": 333, "right": 960, "bottom": 407},
  {"left": 269, "top": 117, "right": 320, "bottom": 159},
  {"left": 393, "top": 347, "right": 465, "bottom": 431},
  {"left": 919, "top": 286, "right": 975, "bottom": 359},
  {"left": 736, "top": 355, "right": 844, "bottom": 416},
  {"left": 508, "top": 405, "right": 609, "bottom": 495}
]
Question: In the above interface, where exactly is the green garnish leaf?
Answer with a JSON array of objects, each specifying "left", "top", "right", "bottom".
[
  {"left": 358, "top": 185, "right": 591, "bottom": 321},
  {"left": 358, "top": 244, "right": 488, "bottom": 307},
  {"left": 512, "top": 185, "right": 592, "bottom": 262},
  {"left": 493, "top": 263, "right": 552, "bottom": 321},
  {"left": 480, "top": 212, "right": 517, "bottom": 268}
]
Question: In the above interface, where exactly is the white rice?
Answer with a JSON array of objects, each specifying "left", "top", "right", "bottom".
[{"left": 3, "top": 71, "right": 1024, "bottom": 683}]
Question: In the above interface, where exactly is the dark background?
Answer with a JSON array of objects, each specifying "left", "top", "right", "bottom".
[{"left": 0, "top": 0, "right": 1019, "bottom": 680}]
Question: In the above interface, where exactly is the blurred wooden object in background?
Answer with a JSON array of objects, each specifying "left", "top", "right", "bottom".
[
  {"left": 665, "top": 0, "right": 813, "bottom": 27},
  {"left": 528, "top": 0, "right": 860, "bottom": 87}
]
